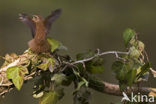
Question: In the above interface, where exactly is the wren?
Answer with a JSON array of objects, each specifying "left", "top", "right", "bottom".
[{"left": 19, "top": 9, "right": 62, "bottom": 53}]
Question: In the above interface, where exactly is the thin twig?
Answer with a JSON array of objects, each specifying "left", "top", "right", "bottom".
[{"left": 72, "top": 51, "right": 129, "bottom": 65}]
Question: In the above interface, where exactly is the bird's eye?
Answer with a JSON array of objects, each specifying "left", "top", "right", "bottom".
[
  {"left": 32, "top": 15, "right": 38, "bottom": 20},
  {"left": 34, "top": 16, "right": 37, "bottom": 19},
  {"left": 35, "top": 16, "right": 38, "bottom": 19}
]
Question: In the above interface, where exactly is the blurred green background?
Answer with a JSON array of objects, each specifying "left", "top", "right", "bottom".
[{"left": 0, "top": 0, "right": 156, "bottom": 104}]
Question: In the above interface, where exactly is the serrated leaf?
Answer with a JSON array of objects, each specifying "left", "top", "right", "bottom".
[
  {"left": 47, "top": 37, "right": 67, "bottom": 52},
  {"left": 123, "top": 28, "right": 136, "bottom": 47},
  {"left": 7, "top": 66, "right": 28, "bottom": 90},
  {"left": 39, "top": 89, "right": 64, "bottom": 104}
]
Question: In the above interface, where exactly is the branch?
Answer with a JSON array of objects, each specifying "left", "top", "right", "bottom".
[
  {"left": 72, "top": 50, "right": 129, "bottom": 65},
  {"left": 87, "top": 75, "right": 155, "bottom": 96},
  {"left": 0, "top": 50, "right": 155, "bottom": 98}
]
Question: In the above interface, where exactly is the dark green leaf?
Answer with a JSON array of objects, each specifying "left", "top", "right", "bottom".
[
  {"left": 61, "top": 75, "right": 73, "bottom": 86},
  {"left": 112, "top": 61, "right": 124, "bottom": 74},
  {"left": 112, "top": 61, "right": 129, "bottom": 81},
  {"left": 76, "top": 51, "right": 105, "bottom": 74},
  {"left": 126, "top": 69, "right": 137, "bottom": 86},
  {"left": 75, "top": 81, "right": 86, "bottom": 91},
  {"left": 33, "top": 72, "right": 51, "bottom": 96},
  {"left": 73, "top": 69, "right": 88, "bottom": 87},
  {"left": 76, "top": 51, "right": 94, "bottom": 60},
  {"left": 88, "top": 65, "right": 104, "bottom": 74},
  {"left": 86, "top": 57, "right": 105, "bottom": 74},
  {"left": 119, "top": 83, "right": 127, "bottom": 91},
  {"left": 73, "top": 87, "right": 91, "bottom": 104},
  {"left": 136, "top": 62, "right": 151, "bottom": 79}
]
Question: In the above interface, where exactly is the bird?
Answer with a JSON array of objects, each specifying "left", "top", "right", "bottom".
[{"left": 19, "top": 9, "right": 62, "bottom": 53}]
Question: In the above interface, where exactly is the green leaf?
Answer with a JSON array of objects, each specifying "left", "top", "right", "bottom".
[
  {"left": 112, "top": 61, "right": 124, "bottom": 74},
  {"left": 138, "top": 41, "right": 145, "bottom": 52},
  {"left": 37, "top": 58, "right": 55, "bottom": 72},
  {"left": 87, "top": 58, "right": 105, "bottom": 74},
  {"left": 76, "top": 51, "right": 105, "bottom": 74},
  {"left": 47, "top": 37, "right": 60, "bottom": 52},
  {"left": 112, "top": 61, "right": 129, "bottom": 81},
  {"left": 88, "top": 65, "right": 104, "bottom": 74},
  {"left": 72, "top": 69, "right": 88, "bottom": 87},
  {"left": 76, "top": 50, "right": 94, "bottom": 60},
  {"left": 51, "top": 73, "right": 66, "bottom": 86},
  {"left": 126, "top": 69, "right": 137, "bottom": 86},
  {"left": 47, "top": 37, "right": 67, "bottom": 52},
  {"left": 7, "top": 66, "right": 28, "bottom": 90},
  {"left": 37, "top": 63, "right": 49, "bottom": 71},
  {"left": 129, "top": 46, "right": 140, "bottom": 58},
  {"left": 75, "top": 81, "right": 86, "bottom": 91},
  {"left": 39, "top": 89, "right": 64, "bottom": 104},
  {"left": 123, "top": 28, "right": 136, "bottom": 47}
]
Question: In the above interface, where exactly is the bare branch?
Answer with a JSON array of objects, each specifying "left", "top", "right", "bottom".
[{"left": 72, "top": 51, "right": 129, "bottom": 65}]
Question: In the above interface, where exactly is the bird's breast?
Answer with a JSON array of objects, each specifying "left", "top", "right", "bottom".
[{"left": 34, "top": 22, "right": 46, "bottom": 43}]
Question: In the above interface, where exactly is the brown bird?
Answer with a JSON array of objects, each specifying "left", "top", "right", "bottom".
[{"left": 19, "top": 9, "right": 62, "bottom": 53}]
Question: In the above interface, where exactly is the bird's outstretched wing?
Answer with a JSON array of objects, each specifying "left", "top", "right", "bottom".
[
  {"left": 19, "top": 13, "right": 36, "bottom": 38},
  {"left": 44, "top": 9, "right": 62, "bottom": 35}
]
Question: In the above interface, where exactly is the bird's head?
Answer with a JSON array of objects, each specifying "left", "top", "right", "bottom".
[{"left": 32, "top": 15, "right": 44, "bottom": 23}]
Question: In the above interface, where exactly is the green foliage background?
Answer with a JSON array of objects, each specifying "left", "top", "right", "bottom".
[{"left": 0, "top": 0, "right": 156, "bottom": 104}]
